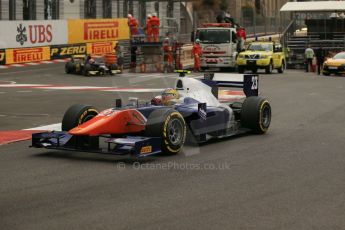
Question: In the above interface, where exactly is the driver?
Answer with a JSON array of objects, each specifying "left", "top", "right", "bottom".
[
  {"left": 151, "top": 88, "right": 181, "bottom": 106},
  {"left": 161, "top": 88, "right": 180, "bottom": 106}
]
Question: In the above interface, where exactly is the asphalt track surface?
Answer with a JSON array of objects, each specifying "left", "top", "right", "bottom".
[{"left": 1, "top": 63, "right": 345, "bottom": 230}]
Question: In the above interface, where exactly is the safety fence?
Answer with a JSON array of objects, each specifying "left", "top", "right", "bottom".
[{"left": 0, "top": 18, "right": 130, "bottom": 65}]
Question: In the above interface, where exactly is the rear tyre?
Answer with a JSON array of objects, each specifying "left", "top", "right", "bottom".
[
  {"left": 62, "top": 104, "right": 99, "bottom": 131},
  {"left": 145, "top": 108, "right": 186, "bottom": 155},
  {"left": 65, "top": 62, "right": 74, "bottom": 74},
  {"left": 241, "top": 97, "right": 271, "bottom": 134},
  {"left": 323, "top": 72, "right": 330, "bottom": 76},
  {"left": 265, "top": 60, "right": 273, "bottom": 74},
  {"left": 83, "top": 64, "right": 91, "bottom": 76},
  {"left": 252, "top": 68, "right": 258, "bottom": 74},
  {"left": 278, "top": 60, "right": 285, "bottom": 73}
]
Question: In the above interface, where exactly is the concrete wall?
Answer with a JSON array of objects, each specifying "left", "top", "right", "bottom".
[
  {"left": 1, "top": 0, "right": 9, "bottom": 20},
  {"left": 16, "top": 0, "right": 23, "bottom": 20},
  {"left": 62, "top": 0, "right": 81, "bottom": 19}
]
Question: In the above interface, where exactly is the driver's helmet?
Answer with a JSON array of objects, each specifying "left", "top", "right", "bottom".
[
  {"left": 161, "top": 88, "right": 179, "bottom": 106},
  {"left": 89, "top": 58, "right": 95, "bottom": 64},
  {"left": 151, "top": 95, "right": 162, "bottom": 105},
  {"left": 195, "top": 39, "right": 200, "bottom": 44}
]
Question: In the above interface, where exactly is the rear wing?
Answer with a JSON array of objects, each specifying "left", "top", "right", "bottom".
[{"left": 203, "top": 73, "right": 258, "bottom": 97}]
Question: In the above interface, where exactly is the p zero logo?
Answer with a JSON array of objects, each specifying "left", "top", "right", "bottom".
[
  {"left": 87, "top": 42, "right": 114, "bottom": 55},
  {"left": 84, "top": 22, "right": 118, "bottom": 41},
  {"left": 140, "top": 146, "right": 152, "bottom": 155},
  {"left": 50, "top": 44, "right": 87, "bottom": 59},
  {"left": 6, "top": 47, "right": 50, "bottom": 64}
]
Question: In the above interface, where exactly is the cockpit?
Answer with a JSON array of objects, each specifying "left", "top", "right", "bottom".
[{"left": 174, "top": 77, "right": 220, "bottom": 107}]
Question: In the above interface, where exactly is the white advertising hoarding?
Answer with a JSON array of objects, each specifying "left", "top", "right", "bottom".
[{"left": 0, "top": 20, "right": 68, "bottom": 49}]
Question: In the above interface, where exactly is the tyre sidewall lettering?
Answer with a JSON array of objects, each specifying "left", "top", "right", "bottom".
[
  {"left": 259, "top": 100, "right": 269, "bottom": 132},
  {"left": 162, "top": 112, "right": 186, "bottom": 153},
  {"left": 78, "top": 109, "right": 98, "bottom": 125}
]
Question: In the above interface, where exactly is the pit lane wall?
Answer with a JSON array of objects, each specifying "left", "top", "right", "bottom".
[{"left": 0, "top": 19, "right": 129, "bottom": 65}]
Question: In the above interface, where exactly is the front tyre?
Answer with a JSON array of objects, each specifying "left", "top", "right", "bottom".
[
  {"left": 278, "top": 60, "right": 285, "bottom": 73},
  {"left": 62, "top": 104, "right": 99, "bottom": 131},
  {"left": 145, "top": 109, "right": 186, "bottom": 155},
  {"left": 265, "top": 60, "right": 273, "bottom": 74},
  {"left": 241, "top": 97, "right": 271, "bottom": 134}
]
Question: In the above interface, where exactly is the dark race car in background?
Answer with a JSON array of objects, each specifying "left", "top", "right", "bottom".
[
  {"left": 31, "top": 71, "right": 271, "bottom": 157},
  {"left": 65, "top": 54, "right": 120, "bottom": 76}
]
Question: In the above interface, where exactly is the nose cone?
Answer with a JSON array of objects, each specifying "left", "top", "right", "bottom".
[
  {"left": 68, "top": 109, "right": 146, "bottom": 136},
  {"left": 69, "top": 115, "right": 111, "bottom": 136}
]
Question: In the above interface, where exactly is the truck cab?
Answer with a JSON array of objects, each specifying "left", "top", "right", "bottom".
[
  {"left": 195, "top": 23, "right": 238, "bottom": 71},
  {"left": 236, "top": 41, "right": 286, "bottom": 74}
]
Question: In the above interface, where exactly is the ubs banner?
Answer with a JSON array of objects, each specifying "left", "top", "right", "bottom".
[
  {"left": 6, "top": 47, "right": 50, "bottom": 64},
  {"left": 50, "top": 43, "right": 87, "bottom": 59},
  {"left": 0, "top": 20, "right": 68, "bottom": 49},
  {"left": 68, "top": 19, "right": 129, "bottom": 44}
]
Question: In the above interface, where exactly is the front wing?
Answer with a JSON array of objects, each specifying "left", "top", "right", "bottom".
[{"left": 31, "top": 131, "right": 162, "bottom": 157}]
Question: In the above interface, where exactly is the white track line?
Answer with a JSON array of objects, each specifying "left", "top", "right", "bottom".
[
  {"left": 53, "top": 59, "right": 69, "bottom": 63},
  {"left": 0, "top": 81, "right": 17, "bottom": 84},
  {"left": 10, "top": 64, "right": 25, "bottom": 67},
  {"left": 25, "top": 123, "right": 62, "bottom": 131},
  {"left": 101, "top": 88, "right": 164, "bottom": 93},
  {"left": 0, "top": 84, "right": 165, "bottom": 93},
  {"left": 0, "top": 84, "right": 50, "bottom": 87}
]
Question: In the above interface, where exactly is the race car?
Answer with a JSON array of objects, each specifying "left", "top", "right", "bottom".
[
  {"left": 236, "top": 41, "right": 285, "bottom": 74},
  {"left": 31, "top": 71, "right": 272, "bottom": 157},
  {"left": 65, "top": 55, "right": 119, "bottom": 76},
  {"left": 323, "top": 51, "right": 345, "bottom": 76}
]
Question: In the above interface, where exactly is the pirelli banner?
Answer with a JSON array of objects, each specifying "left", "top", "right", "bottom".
[
  {"left": 68, "top": 19, "right": 129, "bottom": 44},
  {"left": 87, "top": 41, "right": 116, "bottom": 55},
  {"left": 6, "top": 47, "right": 50, "bottom": 64},
  {"left": 0, "top": 49, "right": 5, "bottom": 65}
]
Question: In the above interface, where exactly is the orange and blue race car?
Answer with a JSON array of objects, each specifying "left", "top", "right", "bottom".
[{"left": 31, "top": 71, "right": 271, "bottom": 157}]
